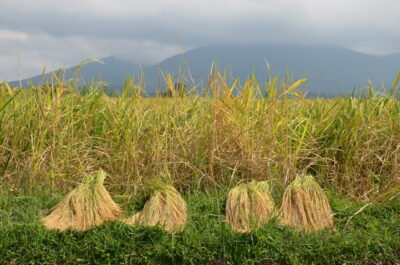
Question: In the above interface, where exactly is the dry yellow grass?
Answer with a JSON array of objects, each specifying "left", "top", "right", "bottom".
[
  {"left": 225, "top": 181, "right": 275, "bottom": 233},
  {"left": 2, "top": 70, "right": 400, "bottom": 201},
  {"left": 41, "top": 169, "right": 123, "bottom": 232},
  {"left": 124, "top": 182, "right": 187, "bottom": 233},
  {"left": 279, "top": 174, "right": 334, "bottom": 232}
]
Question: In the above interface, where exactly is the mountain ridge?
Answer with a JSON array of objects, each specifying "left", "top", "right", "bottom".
[{"left": 6, "top": 44, "right": 400, "bottom": 96}]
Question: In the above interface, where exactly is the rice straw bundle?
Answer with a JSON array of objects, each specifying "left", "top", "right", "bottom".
[
  {"left": 42, "top": 169, "right": 123, "bottom": 232},
  {"left": 124, "top": 182, "right": 187, "bottom": 233},
  {"left": 225, "top": 181, "right": 275, "bottom": 233},
  {"left": 279, "top": 174, "right": 334, "bottom": 232}
]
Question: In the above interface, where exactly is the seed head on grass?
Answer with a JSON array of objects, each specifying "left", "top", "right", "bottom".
[
  {"left": 225, "top": 181, "right": 275, "bottom": 233},
  {"left": 124, "top": 181, "right": 187, "bottom": 233},
  {"left": 41, "top": 169, "right": 123, "bottom": 232},
  {"left": 279, "top": 174, "right": 334, "bottom": 232}
]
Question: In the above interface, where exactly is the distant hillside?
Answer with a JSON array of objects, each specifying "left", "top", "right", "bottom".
[
  {"left": 144, "top": 45, "right": 400, "bottom": 96},
  {"left": 8, "top": 45, "right": 400, "bottom": 96},
  {"left": 8, "top": 56, "right": 138, "bottom": 90}
]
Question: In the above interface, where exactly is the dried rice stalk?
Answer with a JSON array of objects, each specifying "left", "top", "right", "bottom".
[
  {"left": 225, "top": 181, "right": 275, "bottom": 233},
  {"left": 42, "top": 169, "right": 123, "bottom": 232},
  {"left": 279, "top": 174, "right": 334, "bottom": 232},
  {"left": 124, "top": 183, "right": 187, "bottom": 233}
]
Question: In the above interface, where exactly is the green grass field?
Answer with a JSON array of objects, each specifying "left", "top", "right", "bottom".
[
  {"left": 1, "top": 191, "right": 399, "bottom": 265},
  {"left": 0, "top": 70, "right": 399, "bottom": 264}
]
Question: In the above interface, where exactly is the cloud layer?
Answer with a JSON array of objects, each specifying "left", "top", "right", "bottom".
[{"left": 1, "top": 0, "right": 399, "bottom": 80}]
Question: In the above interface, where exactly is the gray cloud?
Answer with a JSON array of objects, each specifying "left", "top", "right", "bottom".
[{"left": 1, "top": 0, "right": 400, "bottom": 80}]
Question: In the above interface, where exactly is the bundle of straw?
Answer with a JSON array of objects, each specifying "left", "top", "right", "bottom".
[
  {"left": 225, "top": 181, "right": 275, "bottom": 233},
  {"left": 279, "top": 174, "right": 334, "bottom": 232},
  {"left": 124, "top": 182, "right": 187, "bottom": 233},
  {"left": 42, "top": 169, "right": 123, "bottom": 232}
]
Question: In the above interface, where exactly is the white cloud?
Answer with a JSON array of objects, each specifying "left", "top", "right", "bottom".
[
  {"left": 0, "top": 31, "right": 183, "bottom": 81},
  {"left": 0, "top": 29, "right": 28, "bottom": 41},
  {"left": 0, "top": 0, "right": 399, "bottom": 80}
]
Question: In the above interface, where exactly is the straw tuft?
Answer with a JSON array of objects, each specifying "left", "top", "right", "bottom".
[
  {"left": 41, "top": 169, "right": 123, "bottom": 232},
  {"left": 124, "top": 182, "right": 187, "bottom": 233},
  {"left": 279, "top": 174, "right": 334, "bottom": 232},
  {"left": 225, "top": 181, "right": 275, "bottom": 233}
]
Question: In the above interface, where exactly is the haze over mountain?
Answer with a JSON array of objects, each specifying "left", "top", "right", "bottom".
[
  {"left": 8, "top": 44, "right": 400, "bottom": 96},
  {"left": 7, "top": 56, "right": 139, "bottom": 90}
]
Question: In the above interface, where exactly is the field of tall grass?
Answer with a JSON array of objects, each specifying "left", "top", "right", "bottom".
[
  {"left": 1, "top": 69, "right": 400, "bottom": 200},
  {"left": 1, "top": 67, "right": 400, "bottom": 264}
]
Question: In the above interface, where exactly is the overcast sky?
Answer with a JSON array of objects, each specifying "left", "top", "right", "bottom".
[{"left": 1, "top": 0, "right": 399, "bottom": 81}]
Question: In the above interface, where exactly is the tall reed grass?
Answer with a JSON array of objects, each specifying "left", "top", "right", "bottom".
[{"left": 1, "top": 67, "right": 399, "bottom": 201}]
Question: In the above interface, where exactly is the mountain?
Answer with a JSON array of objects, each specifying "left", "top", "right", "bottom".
[
  {"left": 8, "top": 56, "right": 138, "bottom": 90},
  {"left": 7, "top": 45, "right": 400, "bottom": 96},
  {"left": 144, "top": 45, "right": 400, "bottom": 96}
]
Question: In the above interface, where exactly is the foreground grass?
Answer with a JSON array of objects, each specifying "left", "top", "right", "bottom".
[
  {"left": 1, "top": 82, "right": 400, "bottom": 200},
  {"left": 0, "top": 191, "right": 399, "bottom": 265},
  {"left": 1, "top": 70, "right": 399, "bottom": 263}
]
